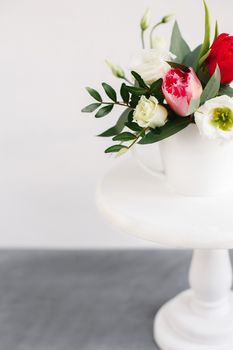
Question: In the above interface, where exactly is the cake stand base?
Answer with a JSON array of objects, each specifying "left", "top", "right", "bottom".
[{"left": 154, "top": 249, "right": 233, "bottom": 350}]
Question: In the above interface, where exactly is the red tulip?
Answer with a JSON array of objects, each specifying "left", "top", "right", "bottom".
[
  {"left": 162, "top": 67, "right": 203, "bottom": 117},
  {"left": 206, "top": 33, "right": 233, "bottom": 85}
]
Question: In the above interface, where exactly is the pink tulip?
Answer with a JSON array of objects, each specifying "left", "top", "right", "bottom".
[{"left": 162, "top": 67, "right": 203, "bottom": 117}]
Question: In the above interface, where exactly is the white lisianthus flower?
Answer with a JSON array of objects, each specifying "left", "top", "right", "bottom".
[
  {"left": 151, "top": 36, "right": 168, "bottom": 50},
  {"left": 129, "top": 46, "right": 174, "bottom": 85},
  {"left": 194, "top": 95, "right": 233, "bottom": 140},
  {"left": 133, "top": 96, "right": 168, "bottom": 129}
]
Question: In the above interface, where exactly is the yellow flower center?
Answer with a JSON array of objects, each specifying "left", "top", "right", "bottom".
[{"left": 211, "top": 107, "right": 233, "bottom": 131}]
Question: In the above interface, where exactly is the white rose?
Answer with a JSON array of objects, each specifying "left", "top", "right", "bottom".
[
  {"left": 129, "top": 47, "right": 173, "bottom": 85},
  {"left": 133, "top": 96, "right": 168, "bottom": 129},
  {"left": 194, "top": 95, "right": 233, "bottom": 141}
]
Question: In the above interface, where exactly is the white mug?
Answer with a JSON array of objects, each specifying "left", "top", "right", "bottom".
[{"left": 132, "top": 124, "right": 233, "bottom": 196}]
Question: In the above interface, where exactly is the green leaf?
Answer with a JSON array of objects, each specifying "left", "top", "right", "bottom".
[
  {"left": 149, "top": 79, "right": 164, "bottom": 102},
  {"left": 104, "top": 144, "right": 128, "bottom": 154},
  {"left": 139, "top": 117, "right": 190, "bottom": 144},
  {"left": 166, "top": 61, "right": 190, "bottom": 72},
  {"left": 214, "top": 20, "right": 219, "bottom": 41},
  {"left": 183, "top": 45, "right": 202, "bottom": 70},
  {"left": 170, "top": 21, "right": 191, "bottom": 63},
  {"left": 199, "top": 49, "right": 210, "bottom": 67},
  {"left": 126, "top": 86, "right": 148, "bottom": 96},
  {"left": 199, "top": 0, "right": 211, "bottom": 61},
  {"left": 187, "top": 98, "right": 200, "bottom": 115},
  {"left": 102, "top": 83, "right": 117, "bottom": 102},
  {"left": 125, "top": 121, "right": 142, "bottom": 132},
  {"left": 219, "top": 85, "right": 233, "bottom": 97},
  {"left": 197, "top": 65, "right": 211, "bottom": 85},
  {"left": 131, "top": 71, "right": 148, "bottom": 89},
  {"left": 113, "top": 132, "right": 136, "bottom": 141},
  {"left": 127, "top": 110, "right": 134, "bottom": 122},
  {"left": 98, "top": 108, "right": 132, "bottom": 137},
  {"left": 120, "top": 83, "right": 129, "bottom": 104},
  {"left": 149, "top": 78, "right": 162, "bottom": 93},
  {"left": 95, "top": 104, "right": 114, "bottom": 118},
  {"left": 86, "top": 87, "right": 102, "bottom": 102},
  {"left": 129, "top": 94, "right": 140, "bottom": 108},
  {"left": 200, "top": 65, "right": 220, "bottom": 104},
  {"left": 150, "top": 79, "right": 163, "bottom": 93},
  {"left": 81, "top": 103, "right": 101, "bottom": 113}
]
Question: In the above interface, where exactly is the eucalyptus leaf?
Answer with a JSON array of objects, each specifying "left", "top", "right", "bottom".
[
  {"left": 139, "top": 117, "right": 190, "bottom": 144},
  {"left": 104, "top": 144, "right": 128, "bottom": 154},
  {"left": 170, "top": 21, "right": 191, "bottom": 63},
  {"left": 113, "top": 132, "right": 136, "bottom": 141},
  {"left": 102, "top": 83, "right": 117, "bottom": 102},
  {"left": 95, "top": 104, "right": 114, "bottom": 118},
  {"left": 183, "top": 45, "right": 201, "bottom": 69},
  {"left": 200, "top": 65, "right": 220, "bottom": 104},
  {"left": 98, "top": 108, "right": 132, "bottom": 137},
  {"left": 187, "top": 98, "right": 200, "bottom": 115},
  {"left": 86, "top": 87, "right": 102, "bottom": 102},
  {"left": 81, "top": 103, "right": 101, "bottom": 113},
  {"left": 219, "top": 85, "right": 233, "bottom": 97}
]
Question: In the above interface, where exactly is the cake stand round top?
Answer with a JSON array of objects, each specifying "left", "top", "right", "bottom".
[{"left": 96, "top": 158, "right": 233, "bottom": 249}]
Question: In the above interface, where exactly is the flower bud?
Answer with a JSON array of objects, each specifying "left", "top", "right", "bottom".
[
  {"left": 140, "top": 8, "right": 151, "bottom": 31},
  {"left": 161, "top": 14, "right": 174, "bottom": 24},
  {"left": 106, "top": 60, "right": 125, "bottom": 79},
  {"left": 115, "top": 147, "right": 128, "bottom": 157}
]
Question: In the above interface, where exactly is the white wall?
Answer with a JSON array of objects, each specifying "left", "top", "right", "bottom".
[{"left": 0, "top": 0, "right": 231, "bottom": 248}]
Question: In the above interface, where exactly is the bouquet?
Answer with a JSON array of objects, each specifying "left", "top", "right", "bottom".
[{"left": 82, "top": 1, "right": 233, "bottom": 156}]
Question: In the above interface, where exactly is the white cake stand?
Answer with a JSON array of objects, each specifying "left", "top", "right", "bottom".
[{"left": 96, "top": 158, "right": 233, "bottom": 350}]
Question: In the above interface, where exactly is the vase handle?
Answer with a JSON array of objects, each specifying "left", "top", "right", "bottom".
[{"left": 131, "top": 145, "right": 165, "bottom": 179}]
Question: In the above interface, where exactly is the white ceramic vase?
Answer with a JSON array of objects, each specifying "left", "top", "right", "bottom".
[{"left": 133, "top": 123, "right": 233, "bottom": 196}]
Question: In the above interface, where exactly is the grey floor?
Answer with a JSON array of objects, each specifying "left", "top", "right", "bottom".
[{"left": 0, "top": 250, "right": 194, "bottom": 350}]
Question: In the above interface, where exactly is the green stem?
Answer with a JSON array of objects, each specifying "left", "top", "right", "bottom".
[
  {"left": 149, "top": 21, "right": 162, "bottom": 48},
  {"left": 123, "top": 77, "right": 134, "bottom": 85},
  {"left": 141, "top": 30, "right": 145, "bottom": 49}
]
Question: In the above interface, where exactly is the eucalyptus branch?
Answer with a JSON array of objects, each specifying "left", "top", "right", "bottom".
[
  {"left": 128, "top": 127, "right": 149, "bottom": 150},
  {"left": 101, "top": 101, "right": 130, "bottom": 107}
]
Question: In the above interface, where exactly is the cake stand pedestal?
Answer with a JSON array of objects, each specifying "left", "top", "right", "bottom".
[{"left": 96, "top": 159, "right": 233, "bottom": 350}]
